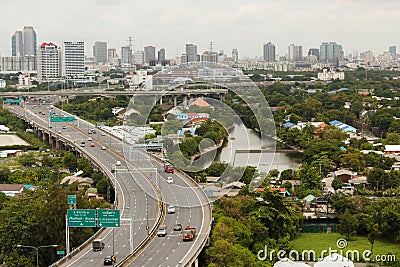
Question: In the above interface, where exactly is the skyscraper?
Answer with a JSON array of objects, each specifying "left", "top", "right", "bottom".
[
  {"left": 288, "top": 44, "right": 303, "bottom": 62},
  {"left": 11, "top": 31, "right": 23, "bottom": 56},
  {"left": 319, "top": 42, "right": 344, "bottom": 64},
  {"left": 133, "top": 50, "right": 144, "bottom": 65},
  {"left": 232, "top": 48, "right": 239, "bottom": 62},
  {"left": 308, "top": 48, "right": 320, "bottom": 60},
  {"left": 121, "top": 46, "right": 132, "bottom": 65},
  {"left": 37, "top": 42, "right": 61, "bottom": 83},
  {"left": 63, "top": 41, "right": 85, "bottom": 77},
  {"left": 263, "top": 42, "right": 276, "bottom": 62},
  {"left": 185, "top": 44, "right": 198, "bottom": 63},
  {"left": 93, "top": 41, "right": 108, "bottom": 64},
  {"left": 158, "top": 48, "right": 166, "bottom": 63},
  {"left": 144, "top": 46, "right": 156, "bottom": 64},
  {"left": 23, "top": 26, "right": 37, "bottom": 56},
  {"left": 389, "top": 46, "right": 397, "bottom": 56}
]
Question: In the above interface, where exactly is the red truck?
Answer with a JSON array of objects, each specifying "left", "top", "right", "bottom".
[
  {"left": 164, "top": 163, "right": 174, "bottom": 173},
  {"left": 182, "top": 224, "right": 196, "bottom": 241}
]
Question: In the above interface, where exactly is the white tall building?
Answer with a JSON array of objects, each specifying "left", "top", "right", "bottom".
[
  {"left": 37, "top": 42, "right": 61, "bottom": 83},
  {"left": 23, "top": 26, "right": 37, "bottom": 56},
  {"left": 185, "top": 44, "right": 198, "bottom": 63},
  {"left": 63, "top": 41, "right": 85, "bottom": 77},
  {"left": 134, "top": 50, "right": 144, "bottom": 65},
  {"left": 288, "top": 44, "right": 303, "bottom": 62}
]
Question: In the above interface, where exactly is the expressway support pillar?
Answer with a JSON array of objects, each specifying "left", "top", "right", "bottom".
[
  {"left": 195, "top": 258, "right": 199, "bottom": 267},
  {"left": 174, "top": 96, "right": 177, "bottom": 107},
  {"left": 55, "top": 139, "right": 60, "bottom": 150},
  {"left": 183, "top": 95, "right": 188, "bottom": 109},
  {"left": 159, "top": 96, "right": 163, "bottom": 105}
]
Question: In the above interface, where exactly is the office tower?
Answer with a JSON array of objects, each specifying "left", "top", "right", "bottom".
[
  {"left": 37, "top": 42, "right": 61, "bottom": 83},
  {"left": 133, "top": 50, "right": 144, "bottom": 65},
  {"left": 308, "top": 48, "right": 320, "bottom": 60},
  {"left": 185, "top": 44, "right": 198, "bottom": 63},
  {"left": 144, "top": 46, "right": 156, "bottom": 64},
  {"left": 263, "top": 42, "right": 276, "bottom": 62},
  {"left": 319, "top": 42, "right": 344, "bottom": 64},
  {"left": 364, "top": 50, "right": 374, "bottom": 64},
  {"left": 121, "top": 46, "right": 132, "bottom": 65},
  {"left": 158, "top": 48, "right": 166, "bottom": 63},
  {"left": 63, "top": 41, "right": 85, "bottom": 77},
  {"left": 232, "top": 48, "right": 239, "bottom": 61},
  {"left": 389, "top": 46, "right": 396, "bottom": 56},
  {"left": 201, "top": 51, "right": 218, "bottom": 63},
  {"left": 107, "top": 48, "right": 118, "bottom": 64},
  {"left": 23, "top": 26, "right": 37, "bottom": 56},
  {"left": 11, "top": 31, "right": 23, "bottom": 56},
  {"left": 288, "top": 44, "right": 303, "bottom": 62},
  {"left": 93, "top": 41, "right": 108, "bottom": 64}
]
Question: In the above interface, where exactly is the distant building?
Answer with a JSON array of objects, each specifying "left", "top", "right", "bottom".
[
  {"left": 37, "top": 42, "right": 61, "bottom": 83},
  {"left": 263, "top": 42, "right": 276, "bottom": 62},
  {"left": 121, "top": 46, "right": 132, "bottom": 65},
  {"left": 63, "top": 41, "right": 85, "bottom": 78},
  {"left": 18, "top": 73, "right": 35, "bottom": 89},
  {"left": 185, "top": 44, "right": 198, "bottom": 62},
  {"left": 107, "top": 48, "right": 119, "bottom": 65},
  {"left": 201, "top": 51, "right": 218, "bottom": 63},
  {"left": 133, "top": 50, "right": 144, "bottom": 65},
  {"left": 308, "top": 48, "right": 319, "bottom": 60},
  {"left": 0, "top": 184, "right": 25, "bottom": 197},
  {"left": 288, "top": 44, "right": 303, "bottom": 62},
  {"left": 389, "top": 45, "right": 397, "bottom": 56},
  {"left": 144, "top": 46, "right": 156, "bottom": 64},
  {"left": 364, "top": 50, "right": 374, "bottom": 64},
  {"left": 11, "top": 31, "right": 23, "bottom": 56},
  {"left": 232, "top": 48, "right": 239, "bottom": 62},
  {"left": 0, "top": 79, "right": 5, "bottom": 88},
  {"left": 93, "top": 41, "right": 108, "bottom": 64},
  {"left": 158, "top": 48, "right": 166, "bottom": 63},
  {"left": 0, "top": 55, "right": 37, "bottom": 72},
  {"left": 318, "top": 68, "right": 344, "bottom": 81},
  {"left": 319, "top": 42, "right": 343, "bottom": 65}
]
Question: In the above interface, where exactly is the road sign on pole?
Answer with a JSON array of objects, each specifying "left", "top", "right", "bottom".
[
  {"left": 67, "top": 209, "right": 96, "bottom": 227},
  {"left": 50, "top": 116, "right": 76, "bottom": 122},
  {"left": 98, "top": 210, "right": 120, "bottom": 227},
  {"left": 67, "top": 195, "right": 76, "bottom": 205},
  {"left": 57, "top": 251, "right": 65, "bottom": 255}
]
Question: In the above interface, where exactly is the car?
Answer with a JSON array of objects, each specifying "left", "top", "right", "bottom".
[
  {"left": 101, "top": 132, "right": 106, "bottom": 136},
  {"left": 103, "top": 255, "right": 116, "bottom": 265},
  {"left": 62, "top": 125, "right": 66, "bottom": 129},
  {"left": 58, "top": 130, "right": 62, "bottom": 134},
  {"left": 167, "top": 176, "right": 174, "bottom": 184},
  {"left": 88, "top": 137, "right": 93, "bottom": 141},
  {"left": 90, "top": 143, "right": 95, "bottom": 147},
  {"left": 80, "top": 141, "right": 85, "bottom": 147},
  {"left": 167, "top": 205, "right": 176, "bottom": 214},
  {"left": 101, "top": 146, "right": 106, "bottom": 150},
  {"left": 115, "top": 160, "right": 121, "bottom": 166},
  {"left": 157, "top": 225, "right": 167, "bottom": 237},
  {"left": 173, "top": 223, "right": 182, "bottom": 231}
]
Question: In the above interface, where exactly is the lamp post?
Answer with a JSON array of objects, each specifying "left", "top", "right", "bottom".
[{"left": 16, "top": 244, "right": 58, "bottom": 267}]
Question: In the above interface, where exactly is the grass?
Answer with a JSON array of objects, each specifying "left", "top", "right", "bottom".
[{"left": 290, "top": 233, "right": 400, "bottom": 263}]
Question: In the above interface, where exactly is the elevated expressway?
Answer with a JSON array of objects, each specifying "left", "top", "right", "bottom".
[{"left": 6, "top": 102, "right": 212, "bottom": 267}]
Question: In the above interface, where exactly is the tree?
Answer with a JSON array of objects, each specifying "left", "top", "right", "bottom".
[
  {"left": 331, "top": 178, "right": 343, "bottom": 191},
  {"left": 338, "top": 209, "right": 358, "bottom": 240},
  {"left": 297, "top": 163, "right": 322, "bottom": 191}
]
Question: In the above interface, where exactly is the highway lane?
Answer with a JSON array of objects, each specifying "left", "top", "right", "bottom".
[{"left": 7, "top": 104, "right": 162, "bottom": 267}]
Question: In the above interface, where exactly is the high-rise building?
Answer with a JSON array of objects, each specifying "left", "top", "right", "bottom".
[
  {"left": 37, "top": 42, "right": 61, "bottom": 83},
  {"left": 263, "top": 42, "right": 276, "bottom": 62},
  {"left": 121, "top": 46, "right": 132, "bottom": 65},
  {"left": 308, "top": 48, "right": 320, "bottom": 60},
  {"left": 232, "top": 48, "right": 239, "bottom": 62},
  {"left": 364, "top": 50, "right": 374, "bottom": 64},
  {"left": 201, "top": 51, "right": 218, "bottom": 63},
  {"left": 288, "top": 44, "right": 303, "bottom": 62},
  {"left": 158, "top": 48, "right": 166, "bottom": 63},
  {"left": 389, "top": 46, "right": 397, "bottom": 56},
  {"left": 107, "top": 48, "right": 119, "bottom": 65},
  {"left": 133, "top": 50, "right": 144, "bottom": 65},
  {"left": 319, "top": 42, "right": 343, "bottom": 65},
  {"left": 185, "top": 44, "right": 198, "bottom": 63},
  {"left": 93, "top": 41, "right": 108, "bottom": 64},
  {"left": 11, "top": 31, "right": 23, "bottom": 56},
  {"left": 23, "top": 26, "right": 37, "bottom": 56},
  {"left": 144, "top": 46, "right": 156, "bottom": 64},
  {"left": 62, "top": 41, "right": 85, "bottom": 77}
]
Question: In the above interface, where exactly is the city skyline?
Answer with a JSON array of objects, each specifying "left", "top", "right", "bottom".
[{"left": 0, "top": 0, "right": 399, "bottom": 58}]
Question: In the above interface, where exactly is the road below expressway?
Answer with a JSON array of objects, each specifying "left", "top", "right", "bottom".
[{"left": 6, "top": 102, "right": 211, "bottom": 267}]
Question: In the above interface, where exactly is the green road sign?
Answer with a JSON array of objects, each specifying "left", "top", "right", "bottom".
[
  {"left": 50, "top": 116, "right": 76, "bottom": 122},
  {"left": 67, "top": 209, "right": 96, "bottom": 227},
  {"left": 98, "top": 209, "right": 120, "bottom": 227},
  {"left": 57, "top": 251, "right": 65, "bottom": 255},
  {"left": 67, "top": 195, "right": 76, "bottom": 205}
]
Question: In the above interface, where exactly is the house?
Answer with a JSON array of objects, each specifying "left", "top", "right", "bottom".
[
  {"left": 223, "top": 181, "right": 246, "bottom": 190},
  {"left": 384, "top": 145, "right": 400, "bottom": 156},
  {"left": 270, "top": 187, "right": 290, "bottom": 196},
  {"left": 175, "top": 113, "right": 189, "bottom": 120},
  {"left": 0, "top": 184, "right": 25, "bottom": 197},
  {"left": 348, "top": 176, "right": 368, "bottom": 185},
  {"left": 334, "top": 169, "right": 354, "bottom": 183},
  {"left": 86, "top": 188, "right": 104, "bottom": 200},
  {"left": 60, "top": 176, "right": 94, "bottom": 190},
  {"left": 189, "top": 97, "right": 211, "bottom": 108}
]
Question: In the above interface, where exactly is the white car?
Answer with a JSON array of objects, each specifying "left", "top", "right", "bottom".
[
  {"left": 167, "top": 176, "right": 174, "bottom": 184},
  {"left": 167, "top": 205, "right": 176, "bottom": 214},
  {"left": 115, "top": 160, "right": 121, "bottom": 166},
  {"left": 101, "top": 146, "right": 106, "bottom": 150}
]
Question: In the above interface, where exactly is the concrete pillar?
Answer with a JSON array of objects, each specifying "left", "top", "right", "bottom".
[
  {"left": 174, "top": 96, "right": 177, "bottom": 107},
  {"left": 159, "top": 97, "right": 163, "bottom": 105},
  {"left": 194, "top": 258, "right": 198, "bottom": 267},
  {"left": 55, "top": 139, "right": 60, "bottom": 150},
  {"left": 183, "top": 95, "right": 188, "bottom": 109}
]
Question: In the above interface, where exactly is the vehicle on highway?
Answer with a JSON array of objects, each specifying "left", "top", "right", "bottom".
[
  {"left": 167, "top": 176, "right": 174, "bottom": 184},
  {"left": 173, "top": 223, "right": 182, "bottom": 231},
  {"left": 101, "top": 146, "right": 106, "bottom": 150},
  {"left": 104, "top": 255, "right": 116, "bottom": 265},
  {"left": 115, "top": 160, "right": 121, "bottom": 166},
  {"left": 88, "top": 137, "right": 93, "bottom": 141},
  {"left": 101, "top": 132, "right": 106, "bottom": 136},
  {"left": 92, "top": 239, "right": 105, "bottom": 251},
  {"left": 58, "top": 130, "right": 62, "bottom": 134},
  {"left": 62, "top": 125, "right": 66, "bottom": 129},
  {"left": 157, "top": 225, "right": 167, "bottom": 237},
  {"left": 167, "top": 205, "right": 176, "bottom": 214},
  {"left": 90, "top": 143, "right": 95, "bottom": 147},
  {"left": 182, "top": 225, "right": 196, "bottom": 241},
  {"left": 164, "top": 163, "right": 174, "bottom": 173},
  {"left": 80, "top": 141, "right": 85, "bottom": 147}
]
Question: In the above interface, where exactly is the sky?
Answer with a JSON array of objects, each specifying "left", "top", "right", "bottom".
[{"left": 0, "top": 0, "right": 399, "bottom": 59}]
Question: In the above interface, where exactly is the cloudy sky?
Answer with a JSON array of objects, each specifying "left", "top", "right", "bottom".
[{"left": 0, "top": 0, "right": 399, "bottom": 58}]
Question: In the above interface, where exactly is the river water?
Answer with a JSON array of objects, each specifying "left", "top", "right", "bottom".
[{"left": 216, "top": 124, "right": 302, "bottom": 173}]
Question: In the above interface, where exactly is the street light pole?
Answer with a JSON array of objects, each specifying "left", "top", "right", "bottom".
[{"left": 16, "top": 244, "right": 58, "bottom": 267}]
